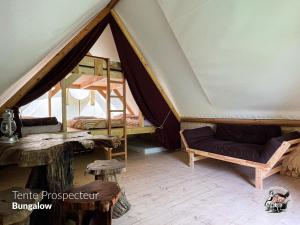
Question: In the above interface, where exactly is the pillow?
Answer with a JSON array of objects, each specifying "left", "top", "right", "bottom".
[
  {"left": 215, "top": 124, "right": 281, "bottom": 145},
  {"left": 183, "top": 126, "right": 215, "bottom": 148}
]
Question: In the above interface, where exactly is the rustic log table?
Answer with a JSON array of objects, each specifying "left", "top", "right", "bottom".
[
  {"left": 63, "top": 180, "right": 121, "bottom": 225},
  {"left": 0, "top": 132, "right": 121, "bottom": 168},
  {"left": 0, "top": 187, "right": 42, "bottom": 225},
  {"left": 86, "top": 159, "right": 130, "bottom": 219},
  {"left": 0, "top": 132, "right": 121, "bottom": 225}
]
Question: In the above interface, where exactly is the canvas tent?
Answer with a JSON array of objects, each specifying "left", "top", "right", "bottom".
[
  {"left": 1, "top": 0, "right": 300, "bottom": 130},
  {"left": 0, "top": 1, "right": 180, "bottom": 149}
]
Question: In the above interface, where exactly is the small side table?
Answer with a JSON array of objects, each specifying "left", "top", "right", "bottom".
[
  {"left": 86, "top": 160, "right": 130, "bottom": 219},
  {"left": 63, "top": 180, "right": 120, "bottom": 225}
]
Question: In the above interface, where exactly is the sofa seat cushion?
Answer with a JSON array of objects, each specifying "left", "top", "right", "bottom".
[
  {"left": 189, "top": 139, "right": 263, "bottom": 162},
  {"left": 215, "top": 124, "right": 281, "bottom": 145}
]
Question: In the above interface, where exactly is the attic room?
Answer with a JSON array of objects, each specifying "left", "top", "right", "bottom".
[{"left": 0, "top": 0, "right": 300, "bottom": 225}]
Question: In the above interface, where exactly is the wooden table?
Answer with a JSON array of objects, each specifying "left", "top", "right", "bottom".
[
  {"left": 86, "top": 159, "right": 126, "bottom": 181},
  {"left": 0, "top": 132, "right": 121, "bottom": 225},
  {"left": 0, "top": 132, "right": 121, "bottom": 167},
  {"left": 63, "top": 180, "right": 121, "bottom": 225}
]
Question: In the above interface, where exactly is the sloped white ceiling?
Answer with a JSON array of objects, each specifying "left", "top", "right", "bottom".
[
  {"left": 115, "top": 0, "right": 215, "bottom": 118},
  {"left": 2, "top": 0, "right": 300, "bottom": 119},
  {"left": 0, "top": 0, "right": 109, "bottom": 106},
  {"left": 157, "top": 0, "right": 300, "bottom": 118}
]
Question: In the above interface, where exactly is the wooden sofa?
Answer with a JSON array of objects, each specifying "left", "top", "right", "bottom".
[{"left": 180, "top": 124, "right": 300, "bottom": 189}]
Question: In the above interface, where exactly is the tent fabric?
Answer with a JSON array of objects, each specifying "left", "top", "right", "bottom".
[
  {"left": 157, "top": 0, "right": 300, "bottom": 118},
  {"left": 16, "top": 16, "right": 110, "bottom": 107},
  {"left": 109, "top": 15, "right": 180, "bottom": 149},
  {"left": 14, "top": 13, "right": 180, "bottom": 149}
]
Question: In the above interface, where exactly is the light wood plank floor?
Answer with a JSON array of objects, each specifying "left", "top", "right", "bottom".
[{"left": 1, "top": 148, "right": 300, "bottom": 225}]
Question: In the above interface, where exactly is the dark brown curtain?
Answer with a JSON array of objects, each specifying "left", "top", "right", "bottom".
[
  {"left": 109, "top": 15, "right": 180, "bottom": 149},
  {"left": 14, "top": 14, "right": 180, "bottom": 149}
]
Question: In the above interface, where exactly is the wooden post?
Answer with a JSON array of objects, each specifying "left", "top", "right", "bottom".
[
  {"left": 106, "top": 59, "right": 111, "bottom": 135},
  {"left": 123, "top": 77, "right": 127, "bottom": 163},
  {"left": 61, "top": 80, "right": 67, "bottom": 132},
  {"left": 255, "top": 168, "right": 263, "bottom": 189},
  {"left": 48, "top": 91, "right": 52, "bottom": 117},
  {"left": 188, "top": 151, "right": 194, "bottom": 168},
  {"left": 138, "top": 111, "right": 144, "bottom": 127}
]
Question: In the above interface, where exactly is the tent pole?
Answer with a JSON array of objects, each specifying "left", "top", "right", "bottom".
[
  {"left": 48, "top": 91, "right": 52, "bottom": 117},
  {"left": 61, "top": 80, "right": 67, "bottom": 132}
]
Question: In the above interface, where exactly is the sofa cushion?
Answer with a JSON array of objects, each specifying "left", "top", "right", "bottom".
[
  {"left": 182, "top": 126, "right": 215, "bottom": 148},
  {"left": 191, "top": 139, "right": 263, "bottom": 162},
  {"left": 215, "top": 124, "right": 281, "bottom": 145},
  {"left": 259, "top": 131, "right": 300, "bottom": 163}
]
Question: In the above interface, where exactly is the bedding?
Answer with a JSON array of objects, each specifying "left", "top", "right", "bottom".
[
  {"left": 21, "top": 116, "right": 62, "bottom": 135},
  {"left": 67, "top": 115, "right": 144, "bottom": 130},
  {"left": 21, "top": 123, "right": 62, "bottom": 135},
  {"left": 21, "top": 117, "right": 59, "bottom": 126}
]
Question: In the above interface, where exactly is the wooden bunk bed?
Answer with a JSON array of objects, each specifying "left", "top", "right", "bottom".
[{"left": 47, "top": 55, "right": 155, "bottom": 162}]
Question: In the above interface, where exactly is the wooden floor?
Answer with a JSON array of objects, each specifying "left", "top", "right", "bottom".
[{"left": 1, "top": 148, "right": 300, "bottom": 225}]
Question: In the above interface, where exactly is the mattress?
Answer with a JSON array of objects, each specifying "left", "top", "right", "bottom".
[{"left": 67, "top": 115, "right": 144, "bottom": 130}]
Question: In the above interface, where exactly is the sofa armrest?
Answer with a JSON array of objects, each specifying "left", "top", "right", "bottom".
[{"left": 260, "top": 131, "right": 300, "bottom": 164}]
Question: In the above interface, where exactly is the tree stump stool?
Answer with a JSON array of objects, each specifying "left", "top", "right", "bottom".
[
  {"left": 0, "top": 187, "right": 42, "bottom": 225},
  {"left": 63, "top": 180, "right": 120, "bottom": 225},
  {"left": 86, "top": 159, "right": 130, "bottom": 219}
]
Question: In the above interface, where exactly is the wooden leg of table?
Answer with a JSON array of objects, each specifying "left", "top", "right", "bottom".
[
  {"left": 255, "top": 168, "right": 263, "bottom": 190},
  {"left": 188, "top": 151, "right": 194, "bottom": 168},
  {"left": 105, "top": 148, "right": 112, "bottom": 160}
]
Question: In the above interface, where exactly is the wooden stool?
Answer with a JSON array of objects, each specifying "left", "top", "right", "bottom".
[
  {"left": 86, "top": 160, "right": 130, "bottom": 219},
  {"left": 0, "top": 187, "right": 42, "bottom": 225},
  {"left": 86, "top": 159, "right": 125, "bottom": 181},
  {"left": 63, "top": 180, "right": 120, "bottom": 225}
]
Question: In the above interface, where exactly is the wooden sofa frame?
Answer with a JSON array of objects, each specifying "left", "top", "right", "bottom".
[{"left": 180, "top": 130, "right": 300, "bottom": 189}]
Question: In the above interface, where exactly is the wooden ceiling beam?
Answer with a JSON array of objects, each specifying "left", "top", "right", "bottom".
[
  {"left": 79, "top": 76, "right": 102, "bottom": 89},
  {"left": 1, "top": 0, "right": 119, "bottom": 111},
  {"left": 50, "top": 83, "right": 61, "bottom": 97}
]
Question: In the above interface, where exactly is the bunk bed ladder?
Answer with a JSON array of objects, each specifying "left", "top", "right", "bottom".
[{"left": 106, "top": 58, "right": 128, "bottom": 163}]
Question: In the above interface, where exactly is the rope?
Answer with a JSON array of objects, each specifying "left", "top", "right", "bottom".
[{"left": 156, "top": 110, "right": 171, "bottom": 130}]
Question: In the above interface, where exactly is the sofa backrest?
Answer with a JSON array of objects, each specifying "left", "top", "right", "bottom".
[
  {"left": 182, "top": 126, "right": 215, "bottom": 149},
  {"left": 215, "top": 124, "right": 282, "bottom": 145}
]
